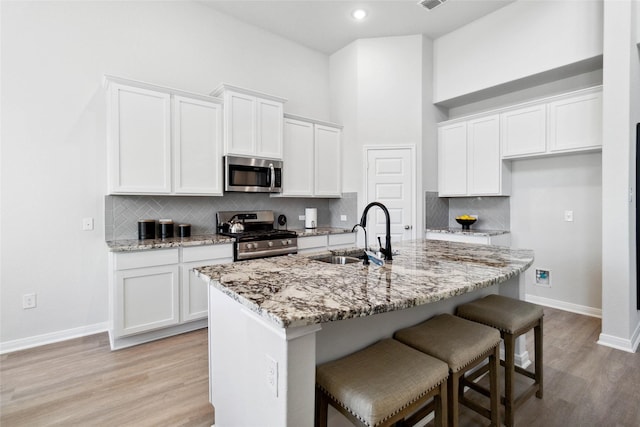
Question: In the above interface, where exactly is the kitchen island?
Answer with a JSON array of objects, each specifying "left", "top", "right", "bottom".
[{"left": 196, "top": 239, "right": 534, "bottom": 427}]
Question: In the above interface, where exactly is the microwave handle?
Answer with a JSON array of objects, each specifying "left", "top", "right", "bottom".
[{"left": 269, "top": 163, "right": 275, "bottom": 191}]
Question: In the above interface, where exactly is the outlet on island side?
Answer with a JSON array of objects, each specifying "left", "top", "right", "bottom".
[{"left": 265, "top": 354, "right": 278, "bottom": 397}]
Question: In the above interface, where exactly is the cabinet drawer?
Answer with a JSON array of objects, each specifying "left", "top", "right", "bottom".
[
  {"left": 328, "top": 233, "right": 356, "bottom": 247},
  {"left": 297, "top": 235, "right": 328, "bottom": 250},
  {"left": 182, "top": 244, "right": 233, "bottom": 263},
  {"left": 113, "top": 248, "right": 179, "bottom": 270}
]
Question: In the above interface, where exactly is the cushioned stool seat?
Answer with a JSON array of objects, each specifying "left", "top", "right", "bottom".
[
  {"left": 394, "top": 313, "right": 501, "bottom": 427},
  {"left": 456, "top": 294, "right": 544, "bottom": 427},
  {"left": 315, "top": 338, "right": 449, "bottom": 427}
]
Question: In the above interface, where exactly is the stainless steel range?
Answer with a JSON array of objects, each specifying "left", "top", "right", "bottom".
[{"left": 217, "top": 210, "right": 297, "bottom": 261}]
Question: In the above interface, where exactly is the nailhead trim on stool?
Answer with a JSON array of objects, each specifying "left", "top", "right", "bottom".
[
  {"left": 315, "top": 338, "right": 449, "bottom": 427},
  {"left": 456, "top": 294, "right": 544, "bottom": 427},
  {"left": 394, "top": 313, "right": 502, "bottom": 427}
]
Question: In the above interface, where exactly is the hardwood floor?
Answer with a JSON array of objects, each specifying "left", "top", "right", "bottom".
[{"left": 1, "top": 307, "right": 639, "bottom": 426}]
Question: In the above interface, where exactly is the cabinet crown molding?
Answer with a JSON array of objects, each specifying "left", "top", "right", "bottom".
[
  {"left": 439, "top": 85, "right": 603, "bottom": 126},
  {"left": 284, "top": 113, "right": 343, "bottom": 129},
  {"left": 210, "top": 83, "right": 288, "bottom": 103},
  {"left": 103, "top": 74, "right": 222, "bottom": 104}
]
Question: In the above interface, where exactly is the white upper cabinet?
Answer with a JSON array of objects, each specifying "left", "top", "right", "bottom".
[
  {"left": 107, "top": 82, "right": 172, "bottom": 194},
  {"left": 438, "top": 115, "right": 509, "bottom": 197},
  {"left": 501, "top": 104, "right": 547, "bottom": 158},
  {"left": 282, "top": 117, "right": 314, "bottom": 196},
  {"left": 501, "top": 86, "right": 602, "bottom": 159},
  {"left": 438, "top": 122, "right": 468, "bottom": 196},
  {"left": 173, "top": 96, "right": 223, "bottom": 195},
  {"left": 314, "top": 124, "right": 342, "bottom": 197},
  {"left": 547, "top": 89, "right": 603, "bottom": 153},
  {"left": 105, "top": 76, "right": 223, "bottom": 196},
  {"left": 281, "top": 114, "right": 342, "bottom": 198},
  {"left": 468, "top": 115, "right": 509, "bottom": 196},
  {"left": 211, "top": 84, "right": 286, "bottom": 159}
]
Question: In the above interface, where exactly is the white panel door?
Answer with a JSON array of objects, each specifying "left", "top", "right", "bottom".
[
  {"left": 501, "top": 104, "right": 547, "bottom": 157},
  {"left": 366, "top": 148, "right": 414, "bottom": 248},
  {"left": 438, "top": 122, "right": 467, "bottom": 196},
  {"left": 468, "top": 114, "right": 502, "bottom": 195},
  {"left": 108, "top": 83, "right": 171, "bottom": 194},
  {"left": 225, "top": 92, "right": 255, "bottom": 156},
  {"left": 173, "top": 96, "right": 223, "bottom": 195},
  {"left": 282, "top": 118, "right": 314, "bottom": 196},
  {"left": 256, "top": 98, "right": 284, "bottom": 159},
  {"left": 314, "top": 125, "right": 342, "bottom": 197}
]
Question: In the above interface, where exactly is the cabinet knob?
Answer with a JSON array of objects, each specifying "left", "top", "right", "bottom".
[{"left": 404, "top": 225, "right": 412, "bottom": 230}]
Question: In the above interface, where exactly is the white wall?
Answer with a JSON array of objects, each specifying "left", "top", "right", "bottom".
[
  {"left": 434, "top": 0, "right": 603, "bottom": 104},
  {"left": 0, "top": 1, "right": 330, "bottom": 349},
  {"left": 600, "top": 0, "right": 640, "bottom": 352},
  {"left": 330, "top": 35, "right": 429, "bottom": 233},
  {"left": 511, "top": 153, "right": 602, "bottom": 313}
]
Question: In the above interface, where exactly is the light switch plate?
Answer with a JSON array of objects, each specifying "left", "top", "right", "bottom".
[{"left": 82, "top": 217, "right": 94, "bottom": 230}]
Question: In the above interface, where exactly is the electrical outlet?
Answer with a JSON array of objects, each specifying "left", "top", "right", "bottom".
[
  {"left": 265, "top": 355, "right": 278, "bottom": 397},
  {"left": 82, "top": 217, "right": 94, "bottom": 231},
  {"left": 564, "top": 210, "right": 574, "bottom": 222},
  {"left": 23, "top": 293, "right": 37, "bottom": 309},
  {"left": 340, "top": 215, "right": 347, "bottom": 222}
]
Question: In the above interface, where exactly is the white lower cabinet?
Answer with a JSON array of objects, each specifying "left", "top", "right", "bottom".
[
  {"left": 426, "top": 231, "right": 511, "bottom": 246},
  {"left": 109, "top": 244, "right": 233, "bottom": 349},
  {"left": 297, "top": 233, "right": 356, "bottom": 254}
]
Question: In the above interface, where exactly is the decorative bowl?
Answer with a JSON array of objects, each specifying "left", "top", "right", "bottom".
[{"left": 455, "top": 217, "right": 477, "bottom": 230}]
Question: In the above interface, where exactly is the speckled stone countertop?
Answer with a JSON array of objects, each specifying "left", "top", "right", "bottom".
[
  {"left": 290, "top": 227, "right": 354, "bottom": 237},
  {"left": 106, "top": 228, "right": 353, "bottom": 252},
  {"left": 426, "top": 227, "right": 510, "bottom": 236},
  {"left": 106, "top": 234, "right": 235, "bottom": 252},
  {"left": 195, "top": 239, "right": 534, "bottom": 329}
]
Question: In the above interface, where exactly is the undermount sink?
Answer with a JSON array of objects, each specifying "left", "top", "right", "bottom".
[{"left": 313, "top": 255, "right": 361, "bottom": 265}]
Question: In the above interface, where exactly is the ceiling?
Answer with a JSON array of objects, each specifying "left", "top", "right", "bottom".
[{"left": 201, "top": 0, "right": 516, "bottom": 55}]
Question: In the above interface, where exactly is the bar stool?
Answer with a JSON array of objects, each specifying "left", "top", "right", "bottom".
[
  {"left": 456, "top": 294, "right": 544, "bottom": 427},
  {"left": 315, "top": 338, "right": 449, "bottom": 427},
  {"left": 394, "top": 313, "right": 501, "bottom": 427}
]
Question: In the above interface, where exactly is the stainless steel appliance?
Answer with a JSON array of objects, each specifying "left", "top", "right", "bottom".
[
  {"left": 217, "top": 210, "right": 297, "bottom": 261},
  {"left": 224, "top": 155, "right": 283, "bottom": 193}
]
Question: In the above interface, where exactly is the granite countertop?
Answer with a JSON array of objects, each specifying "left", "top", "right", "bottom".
[
  {"left": 195, "top": 239, "right": 534, "bottom": 329},
  {"left": 106, "top": 228, "right": 354, "bottom": 252},
  {"left": 426, "top": 227, "right": 510, "bottom": 237},
  {"left": 106, "top": 234, "right": 235, "bottom": 252},
  {"left": 290, "top": 227, "right": 354, "bottom": 237}
]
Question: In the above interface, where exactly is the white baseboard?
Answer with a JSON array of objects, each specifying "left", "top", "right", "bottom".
[
  {"left": 598, "top": 320, "right": 640, "bottom": 353},
  {"left": 0, "top": 322, "right": 109, "bottom": 355},
  {"left": 525, "top": 294, "right": 602, "bottom": 318}
]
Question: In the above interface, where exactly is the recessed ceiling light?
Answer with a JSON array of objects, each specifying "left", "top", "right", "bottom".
[{"left": 351, "top": 9, "right": 368, "bottom": 20}]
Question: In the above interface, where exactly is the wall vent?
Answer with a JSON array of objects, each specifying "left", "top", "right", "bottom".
[{"left": 417, "top": 0, "right": 448, "bottom": 11}]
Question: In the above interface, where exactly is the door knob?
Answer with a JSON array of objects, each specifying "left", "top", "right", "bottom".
[{"left": 404, "top": 225, "right": 412, "bottom": 230}]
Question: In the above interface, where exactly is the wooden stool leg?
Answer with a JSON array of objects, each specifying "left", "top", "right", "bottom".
[
  {"left": 504, "top": 333, "right": 516, "bottom": 427},
  {"left": 535, "top": 319, "right": 544, "bottom": 399},
  {"left": 315, "top": 387, "right": 328, "bottom": 427},
  {"left": 449, "top": 372, "right": 459, "bottom": 427},
  {"left": 490, "top": 345, "right": 500, "bottom": 427},
  {"left": 439, "top": 380, "right": 448, "bottom": 427}
]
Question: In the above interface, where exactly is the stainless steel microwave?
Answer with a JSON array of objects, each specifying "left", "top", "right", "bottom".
[{"left": 224, "top": 155, "right": 283, "bottom": 193}]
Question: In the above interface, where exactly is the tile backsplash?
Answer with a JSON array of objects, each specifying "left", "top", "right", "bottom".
[
  {"left": 425, "top": 192, "right": 510, "bottom": 231},
  {"left": 448, "top": 196, "right": 510, "bottom": 230},
  {"left": 105, "top": 192, "right": 358, "bottom": 240}
]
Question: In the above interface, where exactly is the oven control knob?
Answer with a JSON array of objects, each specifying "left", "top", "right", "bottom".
[
  {"left": 268, "top": 241, "right": 274, "bottom": 247},
  {"left": 281, "top": 240, "right": 287, "bottom": 246},
  {"left": 287, "top": 239, "right": 292, "bottom": 245},
  {"left": 246, "top": 243, "right": 254, "bottom": 250}
]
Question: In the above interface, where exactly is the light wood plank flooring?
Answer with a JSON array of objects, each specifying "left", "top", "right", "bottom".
[{"left": 1, "top": 307, "right": 639, "bottom": 426}]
